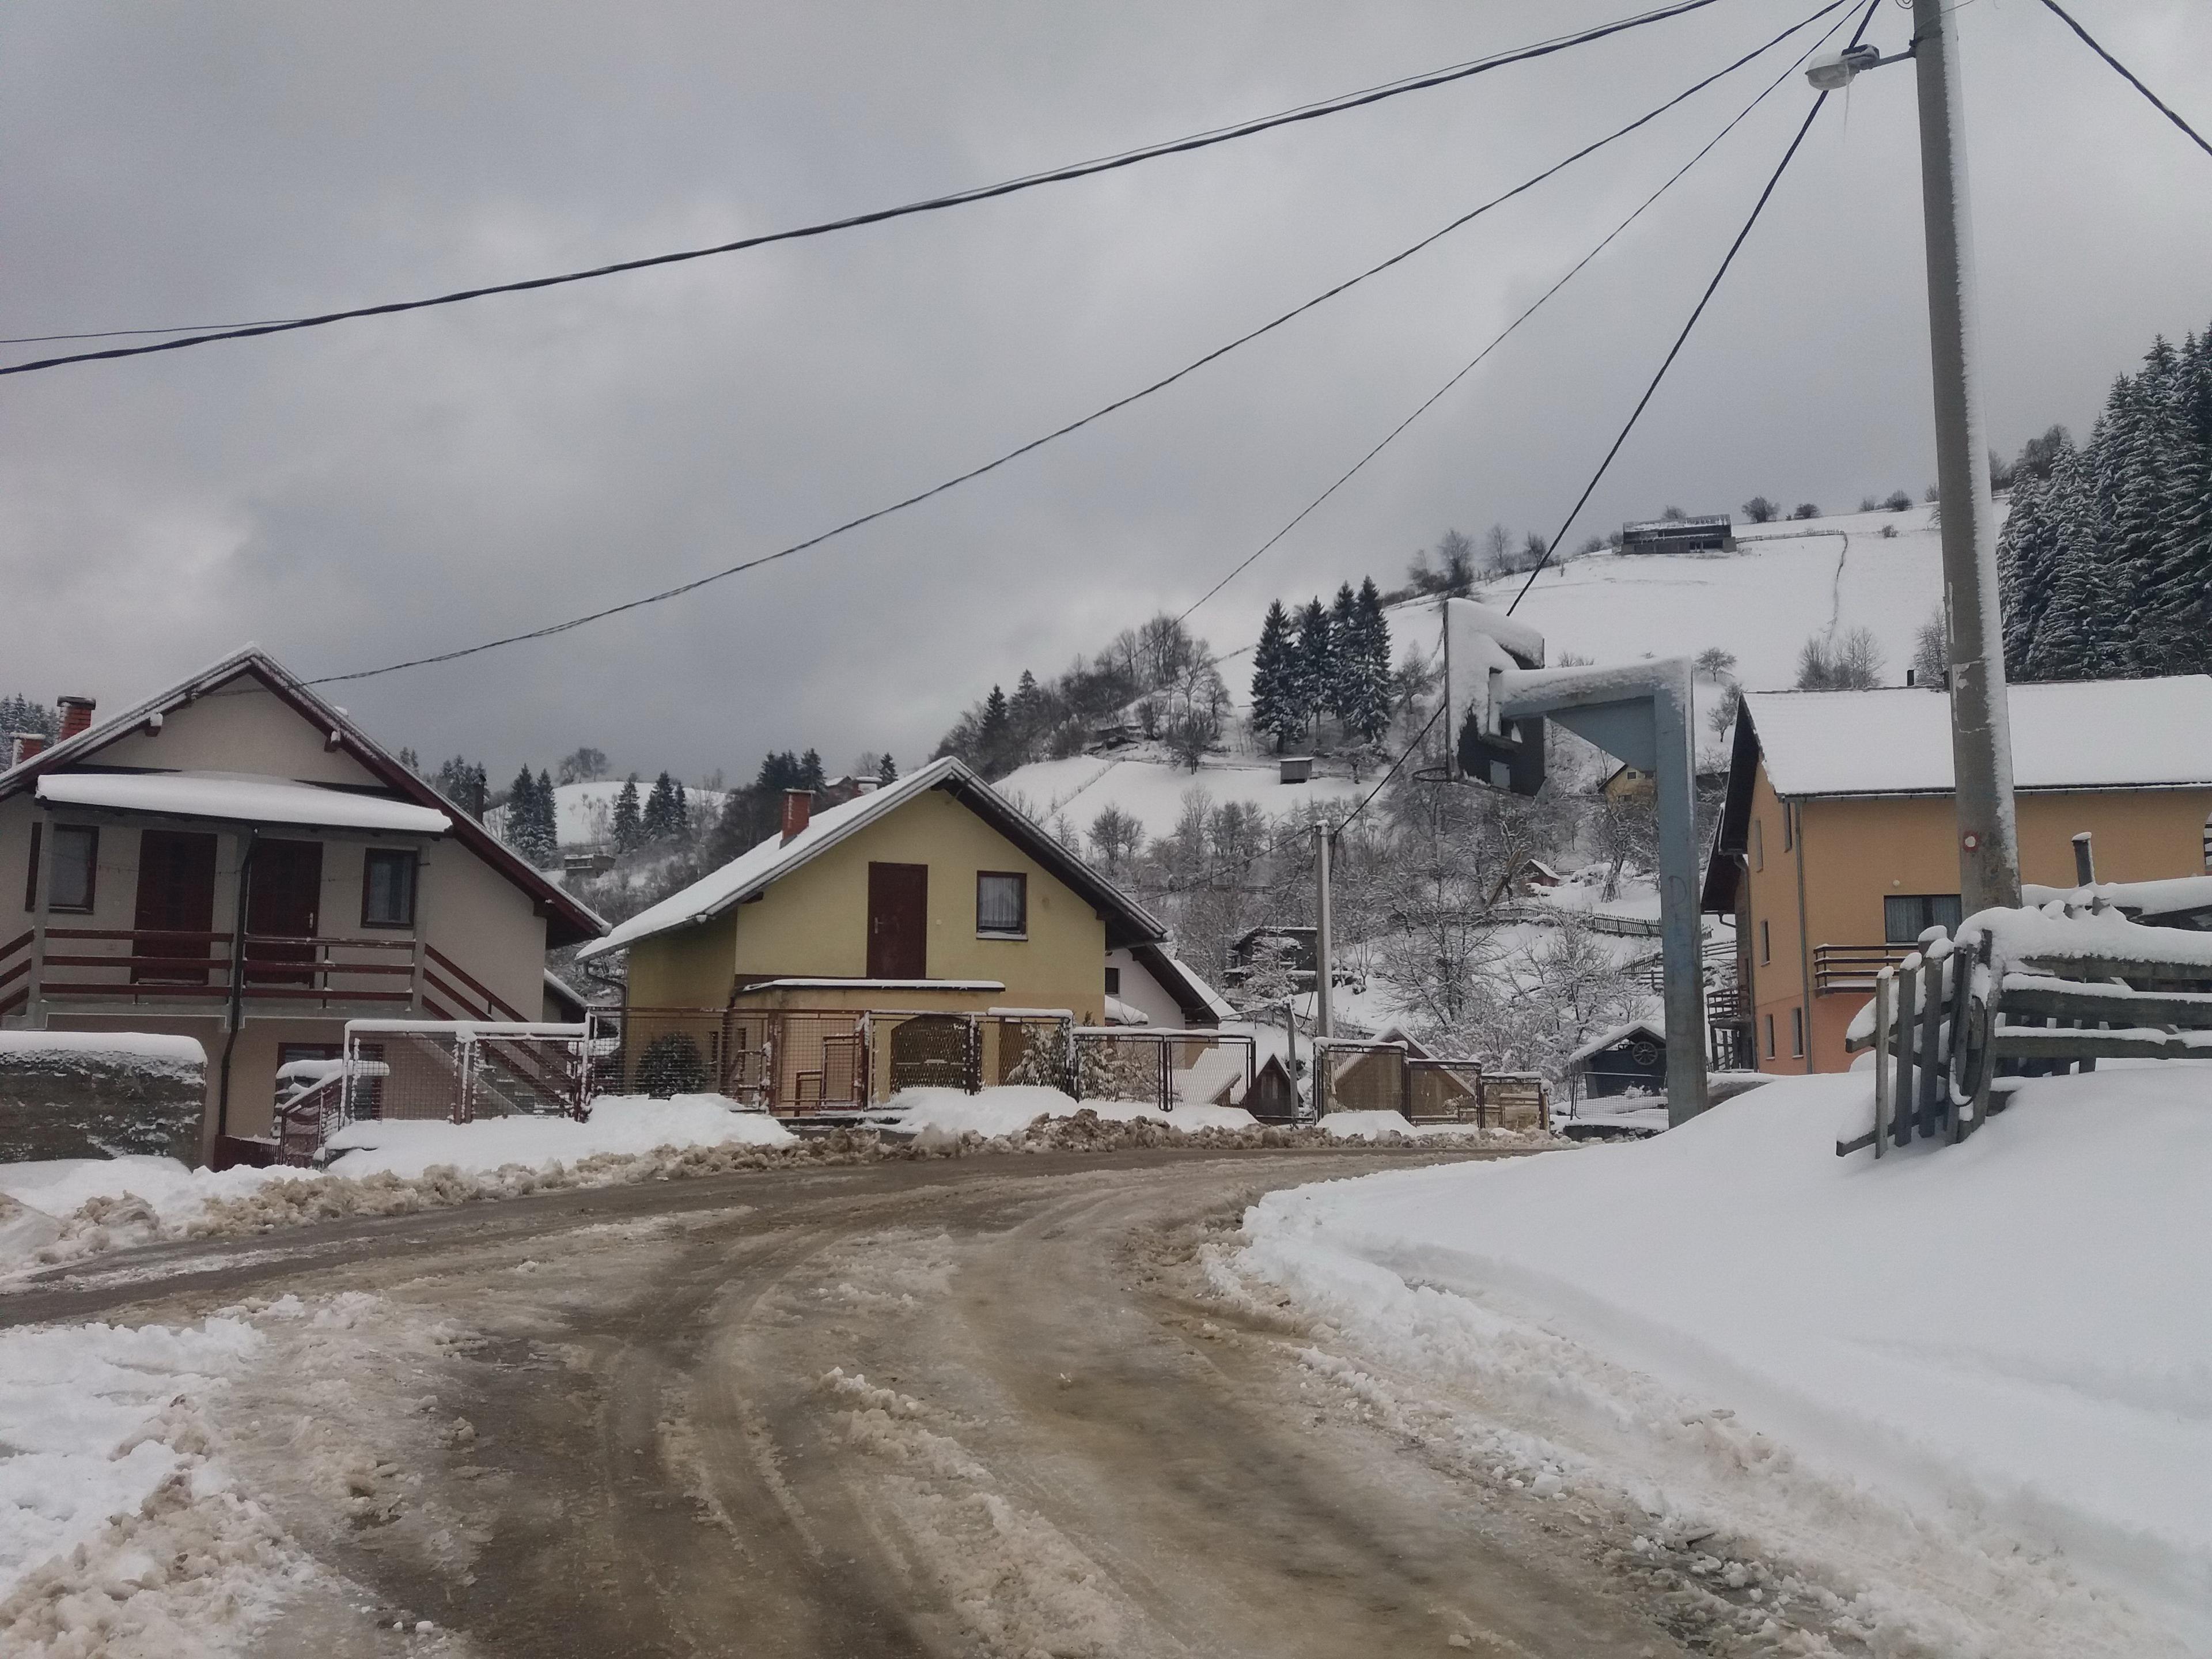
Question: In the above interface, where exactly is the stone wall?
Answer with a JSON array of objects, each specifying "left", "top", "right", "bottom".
[{"left": 0, "top": 1033, "right": 207, "bottom": 1164}]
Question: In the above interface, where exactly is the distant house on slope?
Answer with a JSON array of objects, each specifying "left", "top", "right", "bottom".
[
  {"left": 577, "top": 757, "right": 1179, "bottom": 1111},
  {"left": 1700, "top": 676, "right": 2212, "bottom": 1077},
  {"left": 1621, "top": 514, "right": 1734, "bottom": 556}
]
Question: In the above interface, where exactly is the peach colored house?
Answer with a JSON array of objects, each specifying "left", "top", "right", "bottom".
[
  {"left": 1701, "top": 677, "right": 2212, "bottom": 1075},
  {"left": 0, "top": 649, "right": 603, "bottom": 1160}
]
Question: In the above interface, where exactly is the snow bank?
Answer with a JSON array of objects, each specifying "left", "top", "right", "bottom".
[
  {"left": 1241, "top": 1067, "right": 2212, "bottom": 1646},
  {"left": 878, "top": 1085, "right": 1257, "bottom": 1138},
  {"left": 0, "top": 1316, "right": 264, "bottom": 1601},
  {"left": 322, "top": 1094, "right": 794, "bottom": 1179},
  {"left": 1318, "top": 1109, "right": 1486, "bottom": 1142},
  {"left": 0, "top": 1156, "right": 310, "bottom": 1244}
]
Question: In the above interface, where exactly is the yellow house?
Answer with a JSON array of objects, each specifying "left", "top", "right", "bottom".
[
  {"left": 577, "top": 757, "right": 1205, "bottom": 1110},
  {"left": 1701, "top": 677, "right": 2212, "bottom": 1076}
]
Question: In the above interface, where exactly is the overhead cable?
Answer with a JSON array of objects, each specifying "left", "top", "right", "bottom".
[
  {"left": 2033, "top": 0, "right": 2212, "bottom": 162},
  {"left": 305, "top": 8, "right": 1836, "bottom": 690},
  {"left": 1174, "top": 0, "right": 1856, "bottom": 625},
  {"left": 1506, "top": 0, "right": 1885, "bottom": 612},
  {"left": 1, "top": 0, "right": 1737, "bottom": 374}
]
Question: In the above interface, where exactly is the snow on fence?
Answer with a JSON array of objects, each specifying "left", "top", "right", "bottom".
[
  {"left": 1069, "top": 1029, "right": 1256, "bottom": 1116},
  {"left": 1840, "top": 881, "right": 2212, "bottom": 1158},
  {"left": 272, "top": 1020, "right": 592, "bottom": 1166},
  {"left": 1310, "top": 1039, "right": 1546, "bottom": 1129}
]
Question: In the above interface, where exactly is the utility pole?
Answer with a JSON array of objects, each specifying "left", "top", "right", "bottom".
[
  {"left": 1313, "top": 823, "right": 1335, "bottom": 1040},
  {"left": 1912, "top": 0, "right": 2022, "bottom": 912}
]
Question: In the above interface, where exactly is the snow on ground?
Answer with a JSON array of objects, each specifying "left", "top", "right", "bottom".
[
  {"left": 0, "top": 1157, "right": 314, "bottom": 1243},
  {"left": 1483, "top": 505, "right": 1946, "bottom": 716},
  {"left": 1317, "top": 1109, "right": 1479, "bottom": 1142},
  {"left": 993, "top": 751, "right": 1364, "bottom": 843},
  {"left": 0, "top": 1032, "right": 206, "bottom": 1070},
  {"left": 1236, "top": 1065, "right": 2212, "bottom": 1652},
  {"left": 321, "top": 1093, "right": 793, "bottom": 1179},
  {"left": 0, "top": 1311, "right": 296, "bottom": 1652},
  {"left": 874, "top": 1085, "right": 1257, "bottom": 1139}
]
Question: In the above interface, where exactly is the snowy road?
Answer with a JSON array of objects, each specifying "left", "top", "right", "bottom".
[{"left": 1, "top": 1147, "right": 1740, "bottom": 1657}]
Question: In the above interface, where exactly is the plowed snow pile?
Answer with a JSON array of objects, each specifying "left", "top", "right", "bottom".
[
  {"left": 1238, "top": 1067, "right": 2212, "bottom": 1651},
  {"left": 321, "top": 1093, "right": 795, "bottom": 1177}
]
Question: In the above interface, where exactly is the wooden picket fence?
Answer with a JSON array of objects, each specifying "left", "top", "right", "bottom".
[{"left": 1839, "top": 885, "right": 2212, "bottom": 1158}]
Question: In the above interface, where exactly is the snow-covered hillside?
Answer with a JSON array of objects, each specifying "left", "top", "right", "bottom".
[
  {"left": 551, "top": 779, "right": 726, "bottom": 848},
  {"left": 994, "top": 751, "right": 1365, "bottom": 843},
  {"left": 1482, "top": 503, "right": 1948, "bottom": 697}
]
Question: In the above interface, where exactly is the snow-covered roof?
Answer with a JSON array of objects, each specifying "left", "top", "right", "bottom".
[
  {"left": 36, "top": 770, "right": 449, "bottom": 835},
  {"left": 1744, "top": 677, "right": 2212, "bottom": 798},
  {"left": 578, "top": 756, "right": 1162, "bottom": 961},
  {"left": 1103, "top": 995, "right": 1150, "bottom": 1027},
  {"left": 1566, "top": 1020, "right": 1664, "bottom": 1067}
]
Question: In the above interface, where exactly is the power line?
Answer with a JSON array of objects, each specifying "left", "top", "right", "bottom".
[
  {"left": 1174, "top": 0, "right": 1855, "bottom": 626},
  {"left": 2033, "top": 0, "right": 2212, "bottom": 162},
  {"left": 1, "top": 0, "right": 1737, "bottom": 376},
  {"left": 1508, "top": 0, "right": 1885, "bottom": 612},
  {"left": 1332, "top": 702, "right": 1448, "bottom": 836},
  {"left": 305, "top": 14, "right": 1819, "bottom": 690}
]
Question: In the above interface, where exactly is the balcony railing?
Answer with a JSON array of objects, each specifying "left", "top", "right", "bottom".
[
  {"left": 1813, "top": 942, "right": 1919, "bottom": 995},
  {"left": 26, "top": 927, "right": 419, "bottom": 1010}
]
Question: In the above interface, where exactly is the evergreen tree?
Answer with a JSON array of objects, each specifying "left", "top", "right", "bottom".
[
  {"left": 1326, "top": 583, "right": 1360, "bottom": 726},
  {"left": 800, "top": 749, "right": 826, "bottom": 790},
  {"left": 1346, "top": 578, "right": 1393, "bottom": 744},
  {"left": 877, "top": 753, "right": 899, "bottom": 783},
  {"left": 977, "top": 687, "right": 1011, "bottom": 772},
  {"left": 1249, "top": 601, "right": 1297, "bottom": 752},
  {"left": 0, "top": 694, "right": 58, "bottom": 742},
  {"left": 642, "top": 771, "right": 679, "bottom": 840},
  {"left": 1289, "top": 597, "right": 1332, "bottom": 741},
  {"left": 432, "top": 756, "right": 489, "bottom": 819},
  {"left": 502, "top": 766, "right": 536, "bottom": 854},
  {"left": 532, "top": 768, "right": 559, "bottom": 863},
  {"left": 612, "top": 774, "right": 643, "bottom": 851}
]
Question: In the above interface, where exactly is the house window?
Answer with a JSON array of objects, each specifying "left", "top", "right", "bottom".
[
  {"left": 1790, "top": 1007, "right": 1805, "bottom": 1058},
  {"left": 1104, "top": 965, "right": 1121, "bottom": 995},
  {"left": 1759, "top": 919, "right": 1771, "bottom": 965},
  {"left": 1764, "top": 1013, "right": 1776, "bottom": 1059},
  {"left": 1884, "top": 893, "right": 1963, "bottom": 944},
  {"left": 1753, "top": 817, "right": 1764, "bottom": 871},
  {"left": 976, "top": 872, "right": 1027, "bottom": 937},
  {"left": 46, "top": 825, "right": 98, "bottom": 913},
  {"left": 21, "top": 824, "right": 39, "bottom": 912},
  {"left": 361, "top": 849, "right": 419, "bottom": 929},
  {"left": 1782, "top": 805, "right": 1794, "bottom": 852}
]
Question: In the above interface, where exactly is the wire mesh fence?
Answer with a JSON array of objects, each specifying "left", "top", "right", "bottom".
[
  {"left": 341, "top": 1021, "right": 592, "bottom": 1124},
  {"left": 1070, "top": 1029, "right": 1256, "bottom": 1112},
  {"left": 1313, "top": 1039, "right": 1410, "bottom": 1117}
]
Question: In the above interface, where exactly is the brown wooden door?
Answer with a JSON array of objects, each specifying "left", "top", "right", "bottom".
[
  {"left": 131, "top": 830, "right": 218, "bottom": 984},
  {"left": 866, "top": 862, "right": 928, "bottom": 979},
  {"left": 247, "top": 839, "right": 323, "bottom": 987}
]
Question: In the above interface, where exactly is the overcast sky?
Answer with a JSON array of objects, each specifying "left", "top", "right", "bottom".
[{"left": 4, "top": 0, "right": 2208, "bottom": 786}]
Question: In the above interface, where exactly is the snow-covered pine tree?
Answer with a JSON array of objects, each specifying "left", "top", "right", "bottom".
[
  {"left": 642, "top": 771, "right": 679, "bottom": 841},
  {"left": 612, "top": 775, "right": 643, "bottom": 851},
  {"left": 1290, "top": 597, "right": 1332, "bottom": 742},
  {"left": 531, "top": 768, "right": 559, "bottom": 865},
  {"left": 671, "top": 777, "right": 690, "bottom": 838},
  {"left": 978, "top": 686, "right": 1012, "bottom": 774},
  {"left": 1997, "top": 437, "right": 2069, "bottom": 674},
  {"left": 501, "top": 766, "right": 537, "bottom": 854},
  {"left": 1348, "top": 578, "right": 1393, "bottom": 744},
  {"left": 0, "top": 694, "right": 58, "bottom": 741},
  {"left": 800, "top": 749, "right": 826, "bottom": 790},
  {"left": 877, "top": 753, "right": 898, "bottom": 783},
  {"left": 1326, "top": 583, "right": 1360, "bottom": 729},
  {"left": 1249, "top": 601, "right": 1296, "bottom": 751}
]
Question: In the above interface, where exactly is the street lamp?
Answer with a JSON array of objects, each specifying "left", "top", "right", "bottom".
[{"left": 1806, "top": 2, "right": 2024, "bottom": 915}]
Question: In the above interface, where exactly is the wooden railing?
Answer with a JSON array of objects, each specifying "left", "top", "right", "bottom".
[
  {"left": 33, "top": 928, "right": 417, "bottom": 1008},
  {"left": 422, "top": 942, "right": 529, "bottom": 1024},
  {"left": 0, "top": 929, "right": 32, "bottom": 1016},
  {"left": 1812, "top": 942, "right": 1918, "bottom": 995}
]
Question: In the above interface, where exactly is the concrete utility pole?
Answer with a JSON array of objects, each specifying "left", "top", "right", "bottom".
[
  {"left": 1912, "top": 0, "right": 2022, "bottom": 912},
  {"left": 1313, "top": 824, "right": 1335, "bottom": 1040}
]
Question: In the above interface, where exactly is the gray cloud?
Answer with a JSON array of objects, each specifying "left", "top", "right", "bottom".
[{"left": 3, "top": 0, "right": 2207, "bottom": 782}]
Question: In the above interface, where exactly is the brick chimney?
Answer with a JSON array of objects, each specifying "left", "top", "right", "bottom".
[
  {"left": 781, "top": 788, "right": 815, "bottom": 843},
  {"left": 56, "top": 696, "right": 96, "bottom": 740},
  {"left": 7, "top": 733, "right": 47, "bottom": 767}
]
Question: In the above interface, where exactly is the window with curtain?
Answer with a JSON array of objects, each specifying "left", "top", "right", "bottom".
[
  {"left": 1884, "top": 893, "right": 1962, "bottom": 944},
  {"left": 976, "top": 871, "right": 1027, "bottom": 937},
  {"left": 361, "top": 849, "right": 419, "bottom": 929}
]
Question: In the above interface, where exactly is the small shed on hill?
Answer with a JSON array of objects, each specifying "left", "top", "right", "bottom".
[{"left": 1569, "top": 1020, "right": 1667, "bottom": 1099}]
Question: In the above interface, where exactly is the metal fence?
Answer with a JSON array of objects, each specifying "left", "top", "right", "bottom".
[
  {"left": 594, "top": 1005, "right": 1083, "bottom": 1116},
  {"left": 1312, "top": 1039, "right": 1410, "bottom": 1117},
  {"left": 342, "top": 1021, "right": 592, "bottom": 1124},
  {"left": 1069, "top": 1029, "right": 1256, "bottom": 1113}
]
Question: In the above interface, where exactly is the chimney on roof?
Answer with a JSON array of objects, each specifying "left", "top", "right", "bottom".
[
  {"left": 56, "top": 696, "right": 96, "bottom": 740},
  {"left": 781, "top": 789, "right": 815, "bottom": 843},
  {"left": 7, "top": 733, "right": 47, "bottom": 767}
]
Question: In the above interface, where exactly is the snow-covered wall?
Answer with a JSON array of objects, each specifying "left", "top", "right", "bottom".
[{"left": 0, "top": 1031, "right": 206, "bottom": 1164}]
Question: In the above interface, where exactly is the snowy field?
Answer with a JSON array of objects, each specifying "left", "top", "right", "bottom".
[
  {"left": 1234, "top": 1064, "right": 2212, "bottom": 1652},
  {"left": 1484, "top": 505, "right": 1947, "bottom": 698}
]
